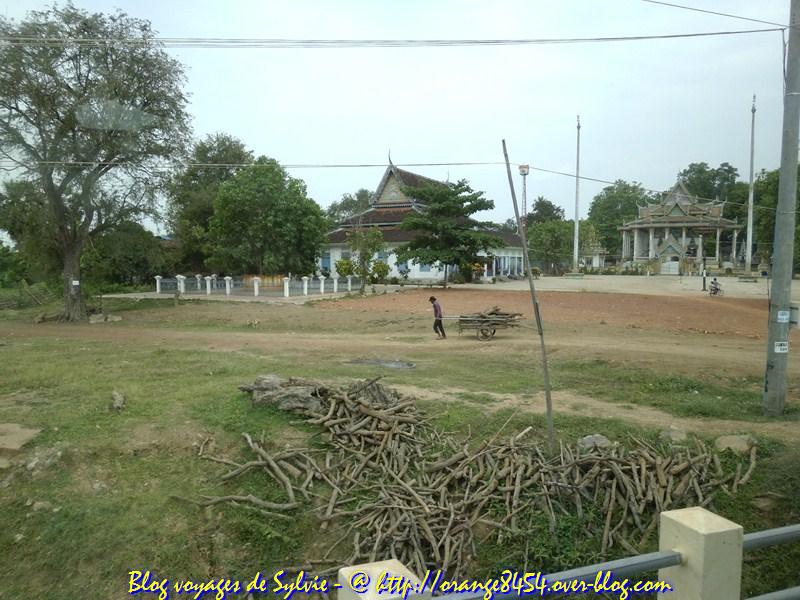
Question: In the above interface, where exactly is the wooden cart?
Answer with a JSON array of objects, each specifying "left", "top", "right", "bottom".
[{"left": 447, "top": 306, "right": 523, "bottom": 341}]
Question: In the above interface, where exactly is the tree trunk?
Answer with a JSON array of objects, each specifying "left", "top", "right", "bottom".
[
  {"left": 359, "top": 259, "right": 367, "bottom": 295},
  {"left": 61, "top": 243, "right": 87, "bottom": 321}
]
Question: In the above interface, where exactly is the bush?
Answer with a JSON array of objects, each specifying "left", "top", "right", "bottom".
[
  {"left": 335, "top": 258, "right": 354, "bottom": 278},
  {"left": 369, "top": 260, "right": 389, "bottom": 284},
  {"left": 389, "top": 276, "right": 399, "bottom": 285}
]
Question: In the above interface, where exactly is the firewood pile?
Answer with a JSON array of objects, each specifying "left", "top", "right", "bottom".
[
  {"left": 457, "top": 305, "right": 523, "bottom": 327},
  {"left": 189, "top": 376, "right": 756, "bottom": 577}
]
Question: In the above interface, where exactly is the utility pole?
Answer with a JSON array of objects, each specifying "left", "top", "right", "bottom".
[
  {"left": 763, "top": 0, "right": 800, "bottom": 416},
  {"left": 519, "top": 164, "right": 530, "bottom": 236},
  {"left": 573, "top": 116, "right": 581, "bottom": 271},
  {"left": 746, "top": 95, "right": 757, "bottom": 273}
]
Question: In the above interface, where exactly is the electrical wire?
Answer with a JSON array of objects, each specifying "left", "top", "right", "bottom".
[
  {"left": 0, "top": 28, "right": 784, "bottom": 49},
  {"left": 638, "top": 0, "right": 791, "bottom": 29},
  {"left": 0, "top": 158, "right": 792, "bottom": 213}
]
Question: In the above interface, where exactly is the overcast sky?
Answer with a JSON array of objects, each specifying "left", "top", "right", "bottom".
[{"left": 2, "top": 0, "right": 794, "bottom": 231}]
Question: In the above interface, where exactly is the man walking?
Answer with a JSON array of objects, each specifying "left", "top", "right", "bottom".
[{"left": 429, "top": 296, "right": 446, "bottom": 339}]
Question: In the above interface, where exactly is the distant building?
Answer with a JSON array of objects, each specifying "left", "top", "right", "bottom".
[
  {"left": 321, "top": 165, "right": 523, "bottom": 280},
  {"left": 618, "top": 182, "right": 742, "bottom": 274}
]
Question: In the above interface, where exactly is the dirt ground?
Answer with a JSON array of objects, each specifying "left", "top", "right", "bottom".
[{"left": 3, "top": 287, "right": 797, "bottom": 441}]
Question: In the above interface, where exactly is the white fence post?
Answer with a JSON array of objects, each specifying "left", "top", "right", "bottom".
[
  {"left": 283, "top": 277, "right": 290, "bottom": 298},
  {"left": 176, "top": 275, "right": 186, "bottom": 294},
  {"left": 319, "top": 275, "right": 326, "bottom": 295},
  {"left": 302, "top": 276, "right": 309, "bottom": 296},
  {"left": 333, "top": 277, "right": 338, "bottom": 293},
  {"left": 657, "top": 506, "right": 742, "bottom": 600},
  {"left": 253, "top": 277, "right": 261, "bottom": 297},
  {"left": 224, "top": 276, "right": 232, "bottom": 296},
  {"left": 154, "top": 276, "right": 162, "bottom": 294},
  {"left": 195, "top": 274, "right": 202, "bottom": 290},
  {"left": 347, "top": 275, "right": 352, "bottom": 292},
  {"left": 204, "top": 276, "right": 212, "bottom": 296}
]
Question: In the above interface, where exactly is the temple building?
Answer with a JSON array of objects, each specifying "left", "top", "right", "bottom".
[
  {"left": 322, "top": 165, "right": 524, "bottom": 280},
  {"left": 618, "top": 182, "right": 743, "bottom": 274}
]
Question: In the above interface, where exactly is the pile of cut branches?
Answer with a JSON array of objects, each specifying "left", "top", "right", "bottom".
[{"left": 188, "top": 376, "right": 755, "bottom": 578}]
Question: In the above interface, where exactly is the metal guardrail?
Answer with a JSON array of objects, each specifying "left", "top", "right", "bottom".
[
  {"left": 744, "top": 524, "right": 800, "bottom": 600},
  {"left": 432, "top": 524, "right": 800, "bottom": 600}
]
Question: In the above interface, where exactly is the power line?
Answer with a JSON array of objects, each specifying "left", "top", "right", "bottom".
[
  {"left": 0, "top": 28, "right": 784, "bottom": 49},
  {"left": 638, "top": 1, "right": 791, "bottom": 29},
  {"left": 0, "top": 158, "right": 792, "bottom": 213}
]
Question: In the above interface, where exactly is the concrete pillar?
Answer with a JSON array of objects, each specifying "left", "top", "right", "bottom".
[
  {"left": 204, "top": 276, "right": 212, "bottom": 295},
  {"left": 732, "top": 230, "right": 739, "bottom": 263},
  {"left": 682, "top": 228, "right": 687, "bottom": 250},
  {"left": 252, "top": 277, "right": 261, "bottom": 297},
  {"left": 302, "top": 276, "right": 309, "bottom": 296},
  {"left": 633, "top": 228, "right": 641, "bottom": 259},
  {"left": 715, "top": 228, "right": 721, "bottom": 264},
  {"left": 333, "top": 277, "right": 338, "bottom": 293},
  {"left": 283, "top": 277, "right": 290, "bottom": 298},
  {"left": 176, "top": 275, "right": 186, "bottom": 294},
  {"left": 649, "top": 227, "right": 655, "bottom": 259},
  {"left": 211, "top": 274, "right": 218, "bottom": 290},
  {"left": 347, "top": 275, "right": 352, "bottom": 292},
  {"left": 622, "top": 230, "right": 629, "bottom": 260},
  {"left": 224, "top": 276, "right": 232, "bottom": 296},
  {"left": 338, "top": 559, "right": 429, "bottom": 600},
  {"left": 154, "top": 276, "right": 162, "bottom": 294},
  {"left": 698, "top": 234, "right": 703, "bottom": 260},
  {"left": 195, "top": 274, "right": 202, "bottom": 291},
  {"left": 319, "top": 275, "right": 326, "bottom": 295},
  {"left": 657, "top": 507, "right": 742, "bottom": 600}
]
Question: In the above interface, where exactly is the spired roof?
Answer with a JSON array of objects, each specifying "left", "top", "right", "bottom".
[
  {"left": 371, "top": 165, "right": 448, "bottom": 206},
  {"left": 621, "top": 180, "right": 739, "bottom": 228}
]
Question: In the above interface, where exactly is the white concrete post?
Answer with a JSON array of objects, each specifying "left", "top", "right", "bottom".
[
  {"left": 176, "top": 275, "right": 186, "bottom": 294},
  {"left": 347, "top": 275, "right": 352, "bottom": 292},
  {"left": 319, "top": 275, "right": 326, "bottom": 295},
  {"left": 195, "top": 274, "right": 202, "bottom": 290},
  {"left": 732, "top": 229, "right": 739, "bottom": 263},
  {"left": 302, "top": 276, "right": 309, "bottom": 296},
  {"left": 333, "top": 276, "right": 338, "bottom": 293},
  {"left": 155, "top": 276, "right": 162, "bottom": 294},
  {"left": 252, "top": 277, "right": 261, "bottom": 297},
  {"left": 204, "top": 276, "right": 212, "bottom": 295},
  {"left": 657, "top": 507, "right": 742, "bottom": 600},
  {"left": 649, "top": 227, "right": 656, "bottom": 259},
  {"left": 698, "top": 234, "right": 704, "bottom": 260},
  {"left": 283, "top": 277, "right": 290, "bottom": 298},
  {"left": 224, "top": 276, "right": 232, "bottom": 296},
  {"left": 338, "top": 559, "right": 429, "bottom": 600},
  {"left": 211, "top": 274, "right": 218, "bottom": 290},
  {"left": 682, "top": 228, "right": 687, "bottom": 250},
  {"left": 715, "top": 228, "right": 721, "bottom": 264}
]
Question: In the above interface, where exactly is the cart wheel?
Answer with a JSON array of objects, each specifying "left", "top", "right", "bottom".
[{"left": 477, "top": 327, "right": 496, "bottom": 341}]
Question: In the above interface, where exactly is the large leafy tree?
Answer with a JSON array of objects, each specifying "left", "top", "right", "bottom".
[
  {"left": 751, "top": 167, "right": 800, "bottom": 268},
  {"left": 396, "top": 179, "right": 502, "bottom": 286},
  {"left": 168, "top": 134, "right": 253, "bottom": 271},
  {"left": 208, "top": 157, "right": 327, "bottom": 275},
  {"left": 528, "top": 220, "right": 572, "bottom": 273},
  {"left": 677, "top": 162, "right": 739, "bottom": 201},
  {"left": 0, "top": 4, "right": 190, "bottom": 320},
  {"left": 0, "top": 180, "right": 62, "bottom": 281},
  {"left": 83, "top": 221, "right": 168, "bottom": 287},
  {"left": 527, "top": 196, "right": 565, "bottom": 226},
  {"left": 326, "top": 189, "right": 372, "bottom": 224},
  {"left": 528, "top": 219, "right": 600, "bottom": 274},
  {"left": 587, "top": 181, "right": 650, "bottom": 258}
]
